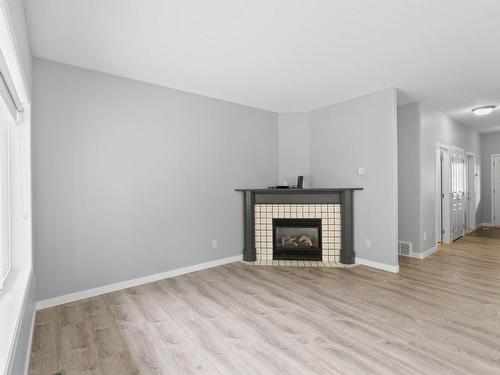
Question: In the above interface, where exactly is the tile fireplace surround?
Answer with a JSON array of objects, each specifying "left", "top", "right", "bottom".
[
  {"left": 255, "top": 204, "right": 341, "bottom": 267},
  {"left": 236, "top": 188, "right": 363, "bottom": 267}
]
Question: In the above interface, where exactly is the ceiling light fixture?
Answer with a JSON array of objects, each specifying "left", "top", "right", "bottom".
[{"left": 472, "top": 105, "right": 496, "bottom": 116}]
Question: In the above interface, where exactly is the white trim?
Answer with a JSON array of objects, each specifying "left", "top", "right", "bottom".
[
  {"left": 435, "top": 142, "right": 451, "bottom": 149},
  {"left": 451, "top": 145, "right": 465, "bottom": 154},
  {"left": 480, "top": 223, "right": 495, "bottom": 228},
  {"left": 491, "top": 154, "right": 500, "bottom": 226},
  {"left": 355, "top": 257, "right": 399, "bottom": 273},
  {"left": 0, "top": 101, "right": 13, "bottom": 291},
  {"left": 0, "top": 1, "right": 30, "bottom": 103},
  {"left": 435, "top": 147, "right": 441, "bottom": 243},
  {"left": 390, "top": 88, "right": 399, "bottom": 269},
  {"left": 21, "top": 305, "right": 35, "bottom": 375},
  {"left": 399, "top": 252, "right": 422, "bottom": 260},
  {"left": 466, "top": 223, "right": 481, "bottom": 231},
  {"left": 36, "top": 255, "right": 243, "bottom": 310},
  {"left": 0, "top": 269, "right": 32, "bottom": 375},
  {"left": 435, "top": 143, "right": 451, "bottom": 244},
  {"left": 465, "top": 152, "right": 476, "bottom": 233},
  {"left": 405, "top": 246, "right": 438, "bottom": 260},
  {"left": 421, "top": 246, "right": 437, "bottom": 259},
  {"left": 400, "top": 253, "right": 420, "bottom": 260}
]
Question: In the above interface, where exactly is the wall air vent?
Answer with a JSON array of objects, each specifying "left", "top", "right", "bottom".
[{"left": 398, "top": 241, "right": 413, "bottom": 257}]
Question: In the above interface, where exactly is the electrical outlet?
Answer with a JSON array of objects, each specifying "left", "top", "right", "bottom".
[
  {"left": 364, "top": 239, "right": 371, "bottom": 248},
  {"left": 212, "top": 240, "right": 218, "bottom": 248}
]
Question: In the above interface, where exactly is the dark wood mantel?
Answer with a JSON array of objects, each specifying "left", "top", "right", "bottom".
[
  {"left": 235, "top": 188, "right": 363, "bottom": 193},
  {"left": 236, "top": 188, "right": 363, "bottom": 264}
]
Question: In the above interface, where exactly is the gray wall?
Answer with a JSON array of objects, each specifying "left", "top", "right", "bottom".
[
  {"left": 309, "top": 89, "right": 399, "bottom": 267},
  {"left": 278, "top": 112, "right": 310, "bottom": 187},
  {"left": 397, "top": 103, "right": 421, "bottom": 253},
  {"left": 481, "top": 132, "right": 500, "bottom": 224},
  {"left": 420, "top": 104, "right": 481, "bottom": 251},
  {"left": 33, "top": 58, "right": 278, "bottom": 301},
  {"left": 398, "top": 102, "right": 482, "bottom": 255}
]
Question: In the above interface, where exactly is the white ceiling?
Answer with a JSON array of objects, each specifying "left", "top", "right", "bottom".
[{"left": 25, "top": 0, "right": 500, "bottom": 132}]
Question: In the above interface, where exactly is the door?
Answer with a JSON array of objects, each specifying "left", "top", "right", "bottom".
[
  {"left": 436, "top": 146, "right": 450, "bottom": 244},
  {"left": 451, "top": 148, "right": 465, "bottom": 241},
  {"left": 466, "top": 154, "right": 476, "bottom": 231},
  {"left": 493, "top": 155, "right": 500, "bottom": 226}
]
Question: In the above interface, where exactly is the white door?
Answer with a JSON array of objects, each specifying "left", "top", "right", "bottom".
[
  {"left": 467, "top": 154, "right": 476, "bottom": 231},
  {"left": 493, "top": 155, "right": 500, "bottom": 226},
  {"left": 436, "top": 146, "right": 451, "bottom": 244},
  {"left": 451, "top": 148, "right": 465, "bottom": 241}
]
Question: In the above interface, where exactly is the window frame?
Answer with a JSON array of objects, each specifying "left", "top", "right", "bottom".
[{"left": 0, "top": 93, "right": 13, "bottom": 290}]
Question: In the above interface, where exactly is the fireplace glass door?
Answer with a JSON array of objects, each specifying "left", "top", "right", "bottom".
[{"left": 273, "top": 218, "right": 322, "bottom": 261}]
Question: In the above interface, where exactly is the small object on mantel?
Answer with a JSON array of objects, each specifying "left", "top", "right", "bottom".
[{"left": 297, "top": 175, "right": 304, "bottom": 189}]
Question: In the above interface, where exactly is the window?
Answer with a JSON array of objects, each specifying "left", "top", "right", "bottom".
[
  {"left": 0, "top": 91, "right": 14, "bottom": 290},
  {"left": 0, "top": 95, "right": 13, "bottom": 289},
  {"left": 0, "top": 47, "right": 23, "bottom": 290}
]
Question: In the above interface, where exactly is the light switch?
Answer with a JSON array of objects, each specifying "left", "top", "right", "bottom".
[{"left": 358, "top": 167, "right": 365, "bottom": 175}]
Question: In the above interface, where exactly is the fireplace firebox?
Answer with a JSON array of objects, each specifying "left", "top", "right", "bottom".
[{"left": 273, "top": 218, "right": 322, "bottom": 261}]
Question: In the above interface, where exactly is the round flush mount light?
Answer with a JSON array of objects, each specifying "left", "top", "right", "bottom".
[{"left": 472, "top": 105, "right": 496, "bottom": 116}]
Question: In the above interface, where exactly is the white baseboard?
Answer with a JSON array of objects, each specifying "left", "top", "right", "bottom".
[
  {"left": 479, "top": 223, "right": 495, "bottom": 228},
  {"left": 420, "top": 246, "right": 437, "bottom": 259},
  {"left": 36, "top": 255, "right": 243, "bottom": 310},
  {"left": 355, "top": 257, "right": 399, "bottom": 273},
  {"left": 400, "top": 253, "right": 422, "bottom": 260},
  {"left": 399, "top": 246, "right": 437, "bottom": 260}
]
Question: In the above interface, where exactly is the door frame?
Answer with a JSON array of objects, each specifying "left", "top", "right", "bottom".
[
  {"left": 465, "top": 152, "right": 476, "bottom": 233},
  {"left": 436, "top": 143, "right": 451, "bottom": 244},
  {"left": 492, "top": 154, "right": 500, "bottom": 226}
]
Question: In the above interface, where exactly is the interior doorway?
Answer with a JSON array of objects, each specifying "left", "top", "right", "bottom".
[
  {"left": 466, "top": 153, "right": 476, "bottom": 232},
  {"left": 436, "top": 144, "right": 451, "bottom": 244}
]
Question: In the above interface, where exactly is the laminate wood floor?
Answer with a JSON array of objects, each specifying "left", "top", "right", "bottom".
[
  {"left": 29, "top": 231, "right": 500, "bottom": 374},
  {"left": 469, "top": 226, "right": 500, "bottom": 239}
]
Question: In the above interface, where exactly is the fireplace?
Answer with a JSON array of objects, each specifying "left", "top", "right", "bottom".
[
  {"left": 273, "top": 218, "right": 322, "bottom": 261},
  {"left": 236, "top": 188, "right": 363, "bottom": 266}
]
